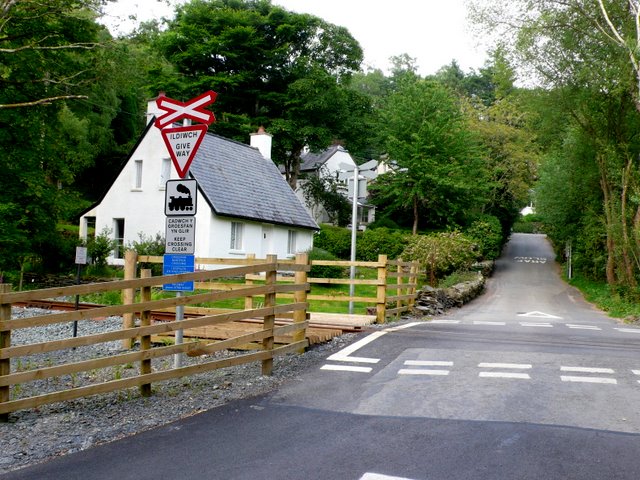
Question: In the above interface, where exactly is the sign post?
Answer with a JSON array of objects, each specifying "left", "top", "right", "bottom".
[
  {"left": 156, "top": 91, "right": 216, "bottom": 368},
  {"left": 73, "top": 246, "right": 88, "bottom": 338}
]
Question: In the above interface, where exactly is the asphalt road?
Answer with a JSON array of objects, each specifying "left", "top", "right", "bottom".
[{"left": 5, "top": 233, "right": 640, "bottom": 479}]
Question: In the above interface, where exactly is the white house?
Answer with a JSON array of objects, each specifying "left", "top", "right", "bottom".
[
  {"left": 79, "top": 97, "right": 319, "bottom": 265},
  {"left": 294, "top": 145, "right": 376, "bottom": 226}
]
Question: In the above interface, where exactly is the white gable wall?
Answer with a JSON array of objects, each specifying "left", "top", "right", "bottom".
[{"left": 80, "top": 118, "right": 315, "bottom": 265}]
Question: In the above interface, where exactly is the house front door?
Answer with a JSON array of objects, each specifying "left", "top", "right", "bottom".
[{"left": 261, "top": 225, "right": 273, "bottom": 258}]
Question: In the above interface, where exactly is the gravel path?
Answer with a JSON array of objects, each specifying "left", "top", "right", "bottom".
[{"left": 0, "top": 307, "right": 387, "bottom": 475}]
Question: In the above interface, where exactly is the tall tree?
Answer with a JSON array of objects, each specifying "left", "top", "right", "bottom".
[
  {"left": 370, "top": 78, "right": 487, "bottom": 234},
  {"left": 150, "top": 0, "right": 370, "bottom": 187}
]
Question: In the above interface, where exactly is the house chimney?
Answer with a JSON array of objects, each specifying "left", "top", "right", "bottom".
[
  {"left": 146, "top": 92, "right": 166, "bottom": 125},
  {"left": 250, "top": 126, "right": 272, "bottom": 160}
]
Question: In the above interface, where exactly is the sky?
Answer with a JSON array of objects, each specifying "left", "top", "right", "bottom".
[{"left": 101, "top": 0, "right": 488, "bottom": 76}]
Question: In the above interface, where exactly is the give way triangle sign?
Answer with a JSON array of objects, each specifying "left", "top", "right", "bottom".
[{"left": 160, "top": 124, "right": 208, "bottom": 178}]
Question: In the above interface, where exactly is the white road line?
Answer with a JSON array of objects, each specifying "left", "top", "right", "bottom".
[
  {"left": 479, "top": 372, "right": 531, "bottom": 380},
  {"left": 429, "top": 320, "right": 460, "bottom": 324},
  {"left": 320, "top": 364, "right": 372, "bottom": 373},
  {"left": 384, "top": 322, "right": 422, "bottom": 332},
  {"left": 473, "top": 321, "right": 506, "bottom": 326},
  {"left": 360, "top": 473, "right": 415, "bottom": 480},
  {"left": 404, "top": 360, "right": 453, "bottom": 366},
  {"left": 520, "top": 322, "right": 553, "bottom": 327},
  {"left": 326, "top": 331, "right": 385, "bottom": 364},
  {"left": 566, "top": 324, "right": 601, "bottom": 330},
  {"left": 478, "top": 363, "right": 532, "bottom": 369},
  {"left": 560, "top": 366, "right": 615, "bottom": 374},
  {"left": 398, "top": 369, "right": 450, "bottom": 376},
  {"left": 632, "top": 370, "right": 640, "bottom": 375},
  {"left": 561, "top": 376, "right": 617, "bottom": 385},
  {"left": 615, "top": 328, "right": 640, "bottom": 334}
]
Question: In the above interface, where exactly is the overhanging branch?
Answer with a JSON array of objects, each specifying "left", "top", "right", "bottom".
[{"left": 0, "top": 95, "right": 88, "bottom": 108}]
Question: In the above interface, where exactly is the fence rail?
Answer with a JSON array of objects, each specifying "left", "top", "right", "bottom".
[{"left": 0, "top": 253, "right": 419, "bottom": 420}]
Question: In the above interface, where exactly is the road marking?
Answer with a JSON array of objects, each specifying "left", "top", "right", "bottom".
[
  {"left": 326, "top": 331, "right": 385, "bottom": 364},
  {"left": 398, "top": 369, "right": 450, "bottom": 376},
  {"left": 561, "top": 366, "right": 615, "bottom": 374},
  {"left": 561, "top": 376, "right": 617, "bottom": 385},
  {"left": 566, "top": 324, "right": 601, "bottom": 330},
  {"left": 518, "top": 311, "right": 562, "bottom": 319},
  {"left": 473, "top": 321, "right": 506, "bottom": 326},
  {"left": 320, "top": 364, "right": 372, "bottom": 373},
  {"left": 615, "top": 328, "right": 640, "bottom": 334},
  {"left": 385, "top": 322, "right": 422, "bottom": 332},
  {"left": 361, "top": 473, "right": 415, "bottom": 480},
  {"left": 520, "top": 322, "right": 553, "bottom": 328},
  {"left": 404, "top": 360, "right": 453, "bottom": 367},
  {"left": 479, "top": 372, "right": 531, "bottom": 379},
  {"left": 430, "top": 320, "right": 460, "bottom": 324},
  {"left": 478, "top": 363, "right": 532, "bottom": 369},
  {"left": 632, "top": 370, "right": 640, "bottom": 375}
]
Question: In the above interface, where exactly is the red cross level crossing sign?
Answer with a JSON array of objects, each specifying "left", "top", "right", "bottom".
[{"left": 155, "top": 91, "right": 217, "bottom": 178}]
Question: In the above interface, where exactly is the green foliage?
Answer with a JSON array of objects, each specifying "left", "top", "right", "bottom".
[
  {"left": 371, "top": 77, "right": 487, "bottom": 233},
  {"left": 127, "top": 232, "right": 165, "bottom": 275},
  {"left": 306, "top": 248, "right": 346, "bottom": 279},
  {"left": 438, "top": 270, "right": 480, "bottom": 289},
  {"left": 465, "top": 215, "right": 503, "bottom": 260},
  {"left": 357, "top": 228, "right": 409, "bottom": 261},
  {"left": 313, "top": 224, "right": 352, "bottom": 259},
  {"left": 402, "top": 231, "right": 478, "bottom": 285},
  {"left": 86, "top": 228, "right": 116, "bottom": 271},
  {"left": 300, "top": 174, "right": 351, "bottom": 227}
]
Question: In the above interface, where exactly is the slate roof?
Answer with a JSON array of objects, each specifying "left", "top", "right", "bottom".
[
  {"left": 299, "top": 144, "right": 344, "bottom": 172},
  {"left": 190, "top": 132, "right": 318, "bottom": 230}
]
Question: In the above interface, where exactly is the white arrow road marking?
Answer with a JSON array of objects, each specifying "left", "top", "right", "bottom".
[
  {"left": 518, "top": 311, "right": 563, "bottom": 319},
  {"left": 326, "top": 331, "right": 385, "bottom": 364}
]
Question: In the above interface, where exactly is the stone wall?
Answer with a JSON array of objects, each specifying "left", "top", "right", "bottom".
[{"left": 411, "top": 261, "right": 493, "bottom": 317}]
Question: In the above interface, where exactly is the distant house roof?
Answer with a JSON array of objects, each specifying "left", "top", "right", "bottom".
[
  {"left": 299, "top": 144, "right": 345, "bottom": 173},
  {"left": 190, "top": 132, "right": 318, "bottom": 230}
]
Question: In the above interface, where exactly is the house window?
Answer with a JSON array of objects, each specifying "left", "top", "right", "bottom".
[
  {"left": 287, "top": 230, "right": 297, "bottom": 255},
  {"left": 159, "top": 158, "right": 171, "bottom": 188},
  {"left": 133, "top": 160, "right": 143, "bottom": 189},
  {"left": 114, "top": 218, "right": 125, "bottom": 259},
  {"left": 230, "top": 222, "right": 244, "bottom": 251}
]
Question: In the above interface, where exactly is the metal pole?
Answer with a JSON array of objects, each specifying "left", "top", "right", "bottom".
[
  {"left": 73, "top": 263, "right": 81, "bottom": 338},
  {"left": 349, "top": 164, "right": 359, "bottom": 314},
  {"left": 174, "top": 291, "right": 184, "bottom": 368}
]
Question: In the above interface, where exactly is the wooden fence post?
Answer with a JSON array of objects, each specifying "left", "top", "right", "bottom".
[
  {"left": 122, "top": 250, "right": 137, "bottom": 349},
  {"left": 293, "top": 252, "right": 308, "bottom": 353},
  {"left": 409, "top": 261, "right": 419, "bottom": 309},
  {"left": 262, "top": 254, "right": 277, "bottom": 376},
  {"left": 396, "top": 258, "right": 404, "bottom": 321},
  {"left": 0, "top": 284, "right": 11, "bottom": 422},
  {"left": 376, "top": 254, "right": 388, "bottom": 323},
  {"left": 244, "top": 253, "right": 255, "bottom": 310},
  {"left": 140, "top": 269, "right": 152, "bottom": 397}
]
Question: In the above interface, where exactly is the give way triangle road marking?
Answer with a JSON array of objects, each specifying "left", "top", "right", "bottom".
[{"left": 517, "top": 311, "right": 563, "bottom": 319}]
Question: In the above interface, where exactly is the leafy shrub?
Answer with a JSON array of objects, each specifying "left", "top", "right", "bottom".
[
  {"left": 307, "top": 247, "right": 346, "bottom": 279},
  {"left": 402, "top": 231, "right": 478, "bottom": 285},
  {"left": 127, "top": 232, "right": 165, "bottom": 275},
  {"left": 313, "top": 224, "right": 352, "bottom": 259},
  {"left": 357, "top": 228, "right": 409, "bottom": 261},
  {"left": 86, "top": 228, "right": 116, "bottom": 271},
  {"left": 465, "top": 215, "right": 503, "bottom": 260},
  {"left": 367, "top": 216, "right": 401, "bottom": 230}
]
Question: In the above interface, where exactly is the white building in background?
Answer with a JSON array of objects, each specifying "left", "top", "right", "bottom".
[{"left": 79, "top": 96, "right": 318, "bottom": 265}]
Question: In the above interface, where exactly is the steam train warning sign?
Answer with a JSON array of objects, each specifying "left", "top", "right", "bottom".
[{"left": 165, "top": 179, "right": 197, "bottom": 216}]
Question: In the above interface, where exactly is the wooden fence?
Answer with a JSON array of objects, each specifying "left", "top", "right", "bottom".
[
  {"left": 0, "top": 255, "right": 309, "bottom": 420},
  {"left": 0, "top": 253, "right": 419, "bottom": 419}
]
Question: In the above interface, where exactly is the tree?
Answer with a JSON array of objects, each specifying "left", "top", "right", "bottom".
[
  {"left": 149, "top": 0, "right": 370, "bottom": 188},
  {"left": 370, "top": 78, "right": 487, "bottom": 234}
]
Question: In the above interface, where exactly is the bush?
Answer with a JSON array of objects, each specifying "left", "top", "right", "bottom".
[
  {"left": 313, "top": 224, "right": 352, "bottom": 259},
  {"left": 127, "top": 232, "right": 165, "bottom": 275},
  {"left": 307, "top": 247, "right": 346, "bottom": 279},
  {"left": 402, "top": 231, "right": 478, "bottom": 285},
  {"left": 86, "top": 228, "right": 116, "bottom": 275},
  {"left": 357, "top": 228, "right": 409, "bottom": 261},
  {"left": 465, "top": 215, "right": 503, "bottom": 260}
]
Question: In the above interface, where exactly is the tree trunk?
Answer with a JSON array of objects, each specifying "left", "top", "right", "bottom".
[
  {"left": 599, "top": 163, "right": 616, "bottom": 286},
  {"left": 620, "top": 157, "right": 637, "bottom": 287},
  {"left": 412, "top": 195, "right": 419, "bottom": 235}
]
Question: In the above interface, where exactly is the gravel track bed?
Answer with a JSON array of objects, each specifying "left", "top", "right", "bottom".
[{"left": 0, "top": 307, "right": 369, "bottom": 475}]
